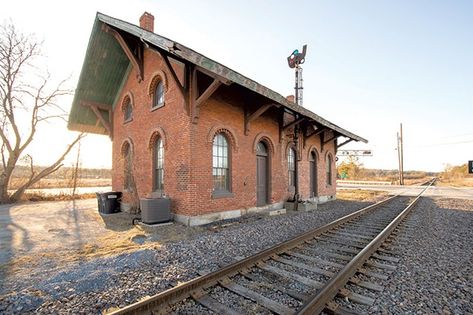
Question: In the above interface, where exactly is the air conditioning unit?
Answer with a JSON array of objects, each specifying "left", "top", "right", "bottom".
[{"left": 140, "top": 197, "right": 171, "bottom": 224}]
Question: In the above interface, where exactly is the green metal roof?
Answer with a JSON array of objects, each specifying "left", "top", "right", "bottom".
[
  {"left": 68, "top": 16, "right": 130, "bottom": 134},
  {"left": 68, "top": 12, "right": 367, "bottom": 143}
]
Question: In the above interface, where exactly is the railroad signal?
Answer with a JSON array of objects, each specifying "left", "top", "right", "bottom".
[
  {"left": 287, "top": 45, "right": 307, "bottom": 106},
  {"left": 287, "top": 45, "right": 307, "bottom": 68},
  {"left": 469, "top": 160, "right": 473, "bottom": 174}
]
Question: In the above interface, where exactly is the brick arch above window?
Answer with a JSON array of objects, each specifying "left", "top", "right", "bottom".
[
  {"left": 120, "top": 138, "right": 134, "bottom": 157},
  {"left": 148, "top": 70, "right": 168, "bottom": 96},
  {"left": 252, "top": 132, "right": 275, "bottom": 154},
  {"left": 148, "top": 70, "right": 168, "bottom": 109},
  {"left": 207, "top": 125, "right": 238, "bottom": 152},
  {"left": 147, "top": 127, "right": 167, "bottom": 150},
  {"left": 284, "top": 140, "right": 297, "bottom": 155},
  {"left": 307, "top": 145, "right": 320, "bottom": 161},
  {"left": 325, "top": 150, "right": 334, "bottom": 161},
  {"left": 121, "top": 92, "right": 134, "bottom": 122}
]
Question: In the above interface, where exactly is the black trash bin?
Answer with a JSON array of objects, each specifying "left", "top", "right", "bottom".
[{"left": 96, "top": 192, "right": 122, "bottom": 214}]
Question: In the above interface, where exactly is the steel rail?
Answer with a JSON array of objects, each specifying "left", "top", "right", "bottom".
[
  {"left": 296, "top": 179, "right": 435, "bottom": 314},
  {"left": 108, "top": 195, "right": 400, "bottom": 315}
]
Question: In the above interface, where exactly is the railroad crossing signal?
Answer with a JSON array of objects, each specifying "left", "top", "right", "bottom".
[{"left": 469, "top": 160, "right": 473, "bottom": 174}]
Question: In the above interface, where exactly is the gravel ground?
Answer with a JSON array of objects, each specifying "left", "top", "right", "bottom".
[
  {"left": 0, "top": 199, "right": 370, "bottom": 314},
  {"left": 370, "top": 197, "right": 473, "bottom": 314},
  {"left": 1, "top": 195, "right": 471, "bottom": 314}
]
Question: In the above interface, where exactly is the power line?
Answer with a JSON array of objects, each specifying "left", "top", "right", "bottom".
[{"left": 408, "top": 139, "right": 473, "bottom": 148}]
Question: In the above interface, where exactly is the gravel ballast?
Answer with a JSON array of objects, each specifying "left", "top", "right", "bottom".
[
  {"left": 370, "top": 197, "right": 473, "bottom": 314},
  {"left": 1, "top": 195, "right": 472, "bottom": 314},
  {"left": 0, "top": 199, "right": 369, "bottom": 314}
]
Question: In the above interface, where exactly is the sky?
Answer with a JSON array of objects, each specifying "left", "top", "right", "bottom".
[{"left": 1, "top": 0, "right": 472, "bottom": 172}]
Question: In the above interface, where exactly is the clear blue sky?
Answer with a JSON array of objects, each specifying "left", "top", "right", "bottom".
[{"left": 2, "top": 0, "right": 472, "bottom": 171}]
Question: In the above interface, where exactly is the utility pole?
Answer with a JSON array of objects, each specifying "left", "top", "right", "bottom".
[
  {"left": 397, "top": 124, "right": 405, "bottom": 185},
  {"left": 397, "top": 132, "right": 402, "bottom": 185}
]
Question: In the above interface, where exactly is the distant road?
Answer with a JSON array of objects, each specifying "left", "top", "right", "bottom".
[{"left": 337, "top": 183, "right": 473, "bottom": 200}]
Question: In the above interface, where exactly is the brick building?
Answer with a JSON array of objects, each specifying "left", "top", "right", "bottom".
[{"left": 68, "top": 12, "right": 367, "bottom": 225}]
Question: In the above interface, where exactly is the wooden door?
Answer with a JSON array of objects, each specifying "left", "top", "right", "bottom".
[
  {"left": 310, "top": 152, "right": 318, "bottom": 198},
  {"left": 256, "top": 142, "right": 269, "bottom": 206}
]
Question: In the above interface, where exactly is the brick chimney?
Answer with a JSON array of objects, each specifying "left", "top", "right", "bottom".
[{"left": 139, "top": 12, "right": 154, "bottom": 32}]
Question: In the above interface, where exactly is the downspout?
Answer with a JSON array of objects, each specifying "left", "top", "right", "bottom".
[{"left": 293, "top": 116, "right": 300, "bottom": 210}]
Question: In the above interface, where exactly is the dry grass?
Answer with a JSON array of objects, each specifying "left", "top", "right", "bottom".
[
  {"left": 74, "top": 229, "right": 161, "bottom": 259},
  {"left": 2, "top": 228, "right": 160, "bottom": 274},
  {"left": 9, "top": 178, "right": 111, "bottom": 190},
  {"left": 337, "top": 189, "right": 389, "bottom": 202},
  {"left": 22, "top": 192, "right": 97, "bottom": 202},
  {"left": 437, "top": 177, "right": 473, "bottom": 187}
]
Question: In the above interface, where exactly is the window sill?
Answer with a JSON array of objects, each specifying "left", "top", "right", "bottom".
[
  {"left": 212, "top": 191, "right": 234, "bottom": 199},
  {"left": 150, "top": 103, "right": 165, "bottom": 112},
  {"left": 123, "top": 118, "right": 133, "bottom": 124}
]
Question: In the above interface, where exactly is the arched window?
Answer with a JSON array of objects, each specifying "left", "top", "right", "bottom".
[
  {"left": 153, "top": 80, "right": 165, "bottom": 109},
  {"left": 153, "top": 137, "right": 164, "bottom": 192},
  {"left": 256, "top": 142, "right": 268, "bottom": 155},
  {"left": 212, "top": 133, "right": 230, "bottom": 192},
  {"left": 326, "top": 153, "right": 333, "bottom": 186},
  {"left": 123, "top": 142, "right": 132, "bottom": 190},
  {"left": 123, "top": 97, "right": 133, "bottom": 122},
  {"left": 288, "top": 147, "right": 296, "bottom": 188}
]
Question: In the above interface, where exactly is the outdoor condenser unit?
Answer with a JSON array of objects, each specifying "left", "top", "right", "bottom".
[{"left": 140, "top": 197, "right": 171, "bottom": 224}]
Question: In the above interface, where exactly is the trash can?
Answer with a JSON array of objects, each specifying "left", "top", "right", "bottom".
[
  {"left": 96, "top": 192, "right": 122, "bottom": 214},
  {"left": 140, "top": 197, "right": 171, "bottom": 224}
]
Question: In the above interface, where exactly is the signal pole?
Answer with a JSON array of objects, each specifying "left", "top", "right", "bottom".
[{"left": 287, "top": 45, "right": 307, "bottom": 209}]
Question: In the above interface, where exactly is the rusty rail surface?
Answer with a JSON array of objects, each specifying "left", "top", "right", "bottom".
[
  {"left": 109, "top": 180, "right": 433, "bottom": 315},
  {"left": 296, "top": 178, "right": 435, "bottom": 314}
]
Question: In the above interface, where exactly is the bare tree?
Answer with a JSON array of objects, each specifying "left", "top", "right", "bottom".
[{"left": 0, "top": 23, "right": 83, "bottom": 203}]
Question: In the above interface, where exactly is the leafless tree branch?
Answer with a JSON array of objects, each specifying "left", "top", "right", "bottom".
[{"left": 0, "top": 22, "right": 83, "bottom": 203}]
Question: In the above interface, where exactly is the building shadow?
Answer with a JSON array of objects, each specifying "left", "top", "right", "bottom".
[{"left": 0, "top": 203, "right": 34, "bottom": 294}]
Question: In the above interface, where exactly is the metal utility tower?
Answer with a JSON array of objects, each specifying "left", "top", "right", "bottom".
[{"left": 287, "top": 45, "right": 307, "bottom": 106}]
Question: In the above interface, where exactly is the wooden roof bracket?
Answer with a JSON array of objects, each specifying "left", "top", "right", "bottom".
[
  {"left": 303, "top": 123, "right": 322, "bottom": 148},
  {"left": 80, "top": 101, "right": 112, "bottom": 138},
  {"left": 158, "top": 50, "right": 186, "bottom": 101},
  {"left": 102, "top": 24, "right": 143, "bottom": 82},
  {"left": 278, "top": 110, "right": 284, "bottom": 143},
  {"left": 282, "top": 117, "right": 305, "bottom": 132},
  {"left": 337, "top": 138, "right": 354, "bottom": 149},
  {"left": 321, "top": 132, "right": 338, "bottom": 153},
  {"left": 244, "top": 103, "right": 279, "bottom": 135},
  {"left": 191, "top": 69, "right": 222, "bottom": 124},
  {"left": 195, "top": 66, "right": 232, "bottom": 85},
  {"left": 323, "top": 134, "right": 338, "bottom": 145}
]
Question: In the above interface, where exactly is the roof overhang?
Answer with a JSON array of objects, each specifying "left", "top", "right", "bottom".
[{"left": 68, "top": 12, "right": 367, "bottom": 144}]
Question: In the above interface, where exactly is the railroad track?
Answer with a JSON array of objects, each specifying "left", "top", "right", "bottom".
[{"left": 110, "top": 179, "right": 435, "bottom": 315}]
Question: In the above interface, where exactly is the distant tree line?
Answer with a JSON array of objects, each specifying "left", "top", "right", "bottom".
[
  {"left": 337, "top": 157, "right": 435, "bottom": 183},
  {"left": 440, "top": 163, "right": 470, "bottom": 182}
]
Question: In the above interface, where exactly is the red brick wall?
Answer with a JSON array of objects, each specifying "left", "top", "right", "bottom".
[
  {"left": 112, "top": 49, "right": 193, "bottom": 214},
  {"left": 112, "top": 48, "right": 336, "bottom": 217}
]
